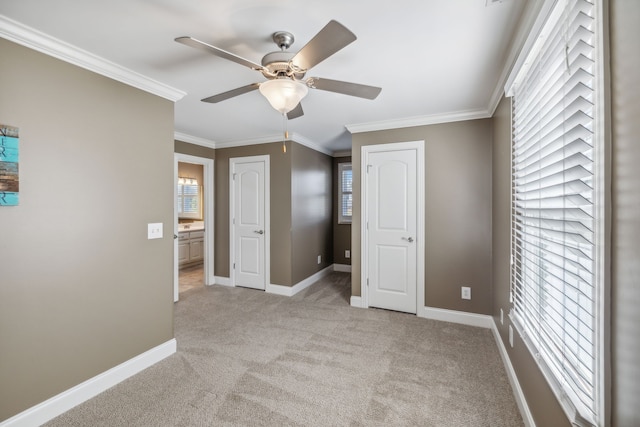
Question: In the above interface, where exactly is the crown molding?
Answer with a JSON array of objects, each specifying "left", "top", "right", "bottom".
[
  {"left": 0, "top": 15, "right": 186, "bottom": 102},
  {"left": 213, "top": 134, "right": 282, "bottom": 150},
  {"left": 345, "top": 108, "right": 490, "bottom": 134},
  {"left": 174, "top": 132, "right": 216, "bottom": 149},
  {"left": 290, "top": 133, "right": 332, "bottom": 156},
  {"left": 332, "top": 150, "right": 352, "bottom": 158},
  {"left": 204, "top": 132, "right": 332, "bottom": 156}
]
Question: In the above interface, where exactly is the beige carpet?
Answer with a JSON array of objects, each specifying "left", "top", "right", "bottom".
[{"left": 45, "top": 272, "right": 523, "bottom": 426}]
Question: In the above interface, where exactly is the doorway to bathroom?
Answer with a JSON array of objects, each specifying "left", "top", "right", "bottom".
[{"left": 173, "top": 153, "right": 214, "bottom": 302}]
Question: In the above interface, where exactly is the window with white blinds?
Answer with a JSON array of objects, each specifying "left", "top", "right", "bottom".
[
  {"left": 178, "top": 177, "right": 202, "bottom": 219},
  {"left": 509, "top": 0, "right": 602, "bottom": 424},
  {"left": 338, "top": 163, "right": 352, "bottom": 224}
]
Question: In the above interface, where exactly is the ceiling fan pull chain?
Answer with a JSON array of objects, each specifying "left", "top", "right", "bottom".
[{"left": 282, "top": 113, "right": 288, "bottom": 153}]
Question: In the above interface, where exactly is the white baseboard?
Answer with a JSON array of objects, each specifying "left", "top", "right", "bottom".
[
  {"left": 213, "top": 276, "right": 232, "bottom": 287},
  {"left": 350, "top": 296, "right": 363, "bottom": 308},
  {"left": 266, "top": 265, "right": 333, "bottom": 297},
  {"left": 419, "top": 306, "right": 494, "bottom": 329},
  {"left": 491, "top": 321, "right": 536, "bottom": 427},
  {"left": 0, "top": 339, "right": 176, "bottom": 427},
  {"left": 333, "top": 264, "right": 352, "bottom": 273}
]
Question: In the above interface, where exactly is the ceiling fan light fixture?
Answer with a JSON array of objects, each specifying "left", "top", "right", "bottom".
[{"left": 259, "top": 78, "right": 308, "bottom": 114}]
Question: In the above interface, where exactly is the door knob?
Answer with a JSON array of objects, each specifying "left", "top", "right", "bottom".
[
  {"left": 402, "top": 237, "right": 414, "bottom": 243},
  {"left": 254, "top": 230, "right": 264, "bottom": 234}
]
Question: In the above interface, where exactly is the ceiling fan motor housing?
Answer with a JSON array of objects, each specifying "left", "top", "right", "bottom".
[{"left": 261, "top": 51, "right": 305, "bottom": 79}]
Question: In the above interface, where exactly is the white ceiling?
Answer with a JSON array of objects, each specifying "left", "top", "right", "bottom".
[{"left": 0, "top": 0, "right": 526, "bottom": 154}]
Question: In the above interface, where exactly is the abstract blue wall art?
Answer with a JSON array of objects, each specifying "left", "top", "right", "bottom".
[{"left": 0, "top": 125, "right": 19, "bottom": 206}]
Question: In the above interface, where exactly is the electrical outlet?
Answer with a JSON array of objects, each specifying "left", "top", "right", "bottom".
[
  {"left": 147, "top": 223, "right": 163, "bottom": 239},
  {"left": 500, "top": 308, "right": 504, "bottom": 325},
  {"left": 461, "top": 286, "right": 471, "bottom": 300},
  {"left": 317, "top": 255, "right": 321, "bottom": 264},
  {"left": 509, "top": 325, "right": 514, "bottom": 348},
  {"left": 345, "top": 250, "right": 350, "bottom": 259}
]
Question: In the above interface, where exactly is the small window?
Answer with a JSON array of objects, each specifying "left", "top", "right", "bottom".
[
  {"left": 338, "top": 163, "right": 352, "bottom": 224},
  {"left": 178, "top": 177, "right": 202, "bottom": 219}
]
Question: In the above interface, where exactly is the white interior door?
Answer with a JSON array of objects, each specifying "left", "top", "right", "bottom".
[
  {"left": 231, "top": 156, "right": 269, "bottom": 290},
  {"left": 363, "top": 142, "right": 424, "bottom": 314}
]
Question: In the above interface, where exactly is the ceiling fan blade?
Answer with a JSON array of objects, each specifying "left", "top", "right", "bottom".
[
  {"left": 307, "top": 77, "right": 381, "bottom": 100},
  {"left": 175, "top": 36, "right": 265, "bottom": 71},
  {"left": 291, "top": 20, "right": 357, "bottom": 71},
  {"left": 287, "top": 103, "right": 304, "bottom": 120},
  {"left": 201, "top": 83, "right": 260, "bottom": 103}
]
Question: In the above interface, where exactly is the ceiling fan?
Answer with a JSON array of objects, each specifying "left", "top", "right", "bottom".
[{"left": 175, "top": 20, "right": 381, "bottom": 119}]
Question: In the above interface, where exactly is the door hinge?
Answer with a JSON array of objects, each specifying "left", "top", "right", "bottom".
[
  {"left": 366, "top": 164, "right": 372, "bottom": 173},
  {"left": 366, "top": 221, "right": 369, "bottom": 231},
  {"left": 233, "top": 218, "right": 235, "bottom": 225},
  {"left": 233, "top": 263, "right": 236, "bottom": 270},
  {"left": 366, "top": 278, "right": 369, "bottom": 287},
  {"left": 232, "top": 173, "right": 236, "bottom": 180}
]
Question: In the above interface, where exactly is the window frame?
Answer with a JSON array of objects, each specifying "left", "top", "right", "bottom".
[
  {"left": 177, "top": 177, "right": 202, "bottom": 220},
  {"left": 505, "top": 0, "right": 609, "bottom": 425},
  {"left": 338, "top": 162, "right": 353, "bottom": 224}
]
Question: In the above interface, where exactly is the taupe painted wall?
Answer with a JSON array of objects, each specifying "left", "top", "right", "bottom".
[
  {"left": 351, "top": 120, "right": 493, "bottom": 314},
  {"left": 610, "top": 0, "right": 640, "bottom": 424},
  {"left": 291, "top": 143, "right": 333, "bottom": 284},
  {"left": 178, "top": 162, "right": 204, "bottom": 185},
  {"left": 214, "top": 142, "right": 292, "bottom": 285},
  {"left": 492, "top": 96, "right": 571, "bottom": 426},
  {"left": 0, "top": 39, "right": 175, "bottom": 421},
  {"left": 333, "top": 156, "right": 352, "bottom": 266},
  {"left": 174, "top": 140, "right": 216, "bottom": 160}
]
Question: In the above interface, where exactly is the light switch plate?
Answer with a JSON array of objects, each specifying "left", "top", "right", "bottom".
[{"left": 148, "top": 223, "right": 163, "bottom": 239}]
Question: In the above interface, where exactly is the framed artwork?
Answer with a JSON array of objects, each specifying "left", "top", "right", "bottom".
[{"left": 0, "top": 124, "right": 19, "bottom": 206}]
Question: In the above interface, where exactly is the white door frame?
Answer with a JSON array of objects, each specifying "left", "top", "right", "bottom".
[
  {"left": 229, "top": 155, "right": 270, "bottom": 288},
  {"left": 361, "top": 141, "right": 425, "bottom": 314},
  {"left": 174, "top": 153, "right": 215, "bottom": 302}
]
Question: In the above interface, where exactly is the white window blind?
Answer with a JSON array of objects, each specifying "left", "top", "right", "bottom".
[
  {"left": 509, "top": 0, "right": 601, "bottom": 424},
  {"left": 178, "top": 177, "right": 202, "bottom": 219},
  {"left": 338, "top": 163, "right": 352, "bottom": 224}
]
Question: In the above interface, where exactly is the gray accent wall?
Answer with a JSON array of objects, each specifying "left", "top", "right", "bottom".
[
  {"left": 351, "top": 120, "right": 493, "bottom": 314},
  {"left": 0, "top": 39, "right": 175, "bottom": 421},
  {"left": 291, "top": 143, "right": 333, "bottom": 284}
]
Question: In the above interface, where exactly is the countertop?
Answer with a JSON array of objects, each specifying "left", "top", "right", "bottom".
[{"left": 178, "top": 223, "right": 204, "bottom": 232}]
